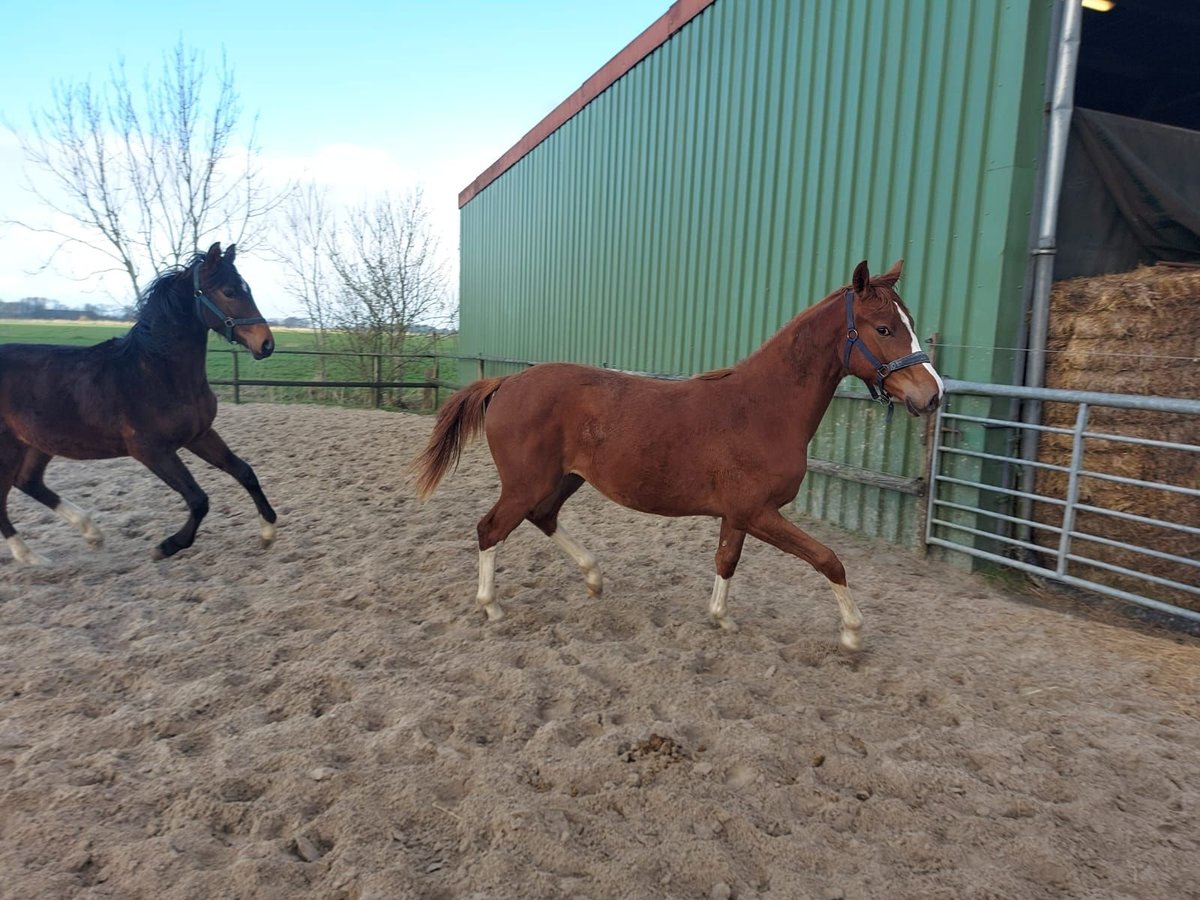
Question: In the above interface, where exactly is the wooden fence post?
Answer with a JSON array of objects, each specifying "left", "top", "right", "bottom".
[
  {"left": 373, "top": 354, "right": 382, "bottom": 409},
  {"left": 232, "top": 350, "right": 241, "bottom": 404}
]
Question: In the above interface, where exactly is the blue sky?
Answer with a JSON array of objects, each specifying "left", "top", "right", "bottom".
[{"left": 0, "top": 1, "right": 671, "bottom": 317}]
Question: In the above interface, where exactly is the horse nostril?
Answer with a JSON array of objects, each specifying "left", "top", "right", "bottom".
[
  {"left": 260, "top": 339, "right": 275, "bottom": 358},
  {"left": 927, "top": 394, "right": 940, "bottom": 412}
]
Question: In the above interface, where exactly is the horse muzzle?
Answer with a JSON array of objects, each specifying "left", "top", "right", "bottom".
[
  {"left": 905, "top": 393, "right": 940, "bottom": 417},
  {"left": 235, "top": 325, "right": 275, "bottom": 360}
]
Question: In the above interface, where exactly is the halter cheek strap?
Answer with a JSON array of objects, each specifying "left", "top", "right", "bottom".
[
  {"left": 842, "top": 289, "right": 931, "bottom": 419},
  {"left": 193, "top": 262, "right": 267, "bottom": 343}
]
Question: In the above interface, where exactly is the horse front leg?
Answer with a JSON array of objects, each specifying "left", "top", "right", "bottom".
[
  {"left": 131, "top": 447, "right": 209, "bottom": 559},
  {"left": 747, "top": 508, "right": 863, "bottom": 652},
  {"left": 185, "top": 428, "right": 277, "bottom": 548},
  {"left": 709, "top": 518, "right": 747, "bottom": 631}
]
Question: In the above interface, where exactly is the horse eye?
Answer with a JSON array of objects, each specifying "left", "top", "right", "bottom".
[{"left": 875, "top": 326, "right": 891, "bottom": 337}]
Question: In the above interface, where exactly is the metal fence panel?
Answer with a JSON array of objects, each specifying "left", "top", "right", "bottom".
[{"left": 927, "top": 379, "right": 1200, "bottom": 622}]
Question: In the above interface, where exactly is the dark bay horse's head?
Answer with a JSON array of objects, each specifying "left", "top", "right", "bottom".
[
  {"left": 192, "top": 243, "right": 275, "bottom": 359},
  {"left": 842, "top": 259, "right": 944, "bottom": 416}
]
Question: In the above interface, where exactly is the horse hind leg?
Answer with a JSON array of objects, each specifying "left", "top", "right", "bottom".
[
  {"left": 528, "top": 474, "right": 602, "bottom": 598},
  {"left": 0, "top": 436, "right": 50, "bottom": 565},
  {"left": 473, "top": 490, "right": 536, "bottom": 622},
  {"left": 474, "top": 472, "right": 573, "bottom": 622},
  {"left": 16, "top": 448, "right": 104, "bottom": 547}
]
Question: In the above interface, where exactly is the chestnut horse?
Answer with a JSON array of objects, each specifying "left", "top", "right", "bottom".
[
  {"left": 0, "top": 243, "right": 278, "bottom": 565},
  {"left": 413, "top": 260, "right": 943, "bottom": 650}
]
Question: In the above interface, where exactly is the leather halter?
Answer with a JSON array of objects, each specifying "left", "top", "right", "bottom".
[
  {"left": 193, "top": 261, "right": 266, "bottom": 343},
  {"left": 842, "top": 289, "right": 931, "bottom": 418}
]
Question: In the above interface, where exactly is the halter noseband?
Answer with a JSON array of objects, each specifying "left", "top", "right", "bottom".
[
  {"left": 193, "top": 261, "right": 266, "bottom": 343},
  {"left": 842, "top": 289, "right": 931, "bottom": 420}
]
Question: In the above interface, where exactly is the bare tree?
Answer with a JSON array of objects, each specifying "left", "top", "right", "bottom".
[
  {"left": 325, "top": 189, "right": 451, "bottom": 404},
  {"left": 271, "top": 181, "right": 334, "bottom": 345},
  {"left": 8, "top": 39, "right": 289, "bottom": 301}
]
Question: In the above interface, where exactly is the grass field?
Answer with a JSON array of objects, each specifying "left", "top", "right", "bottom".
[{"left": 0, "top": 320, "right": 461, "bottom": 411}]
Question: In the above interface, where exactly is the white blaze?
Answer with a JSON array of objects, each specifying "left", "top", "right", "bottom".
[{"left": 895, "top": 301, "right": 945, "bottom": 397}]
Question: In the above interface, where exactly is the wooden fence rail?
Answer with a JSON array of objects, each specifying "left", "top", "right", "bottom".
[{"left": 207, "top": 347, "right": 460, "bottom": 409}]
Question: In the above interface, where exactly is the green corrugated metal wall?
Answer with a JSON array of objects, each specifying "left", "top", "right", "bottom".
[{"left": 459, "top": 0, "right": 1054, "bottom": 544}]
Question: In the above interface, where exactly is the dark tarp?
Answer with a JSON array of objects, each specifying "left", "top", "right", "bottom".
[{"left": 1056, "top": 108, "right": 1200, "bottom": 280}]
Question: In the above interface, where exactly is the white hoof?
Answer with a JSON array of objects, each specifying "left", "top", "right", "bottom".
[
  {"left": 585, "top": 574, "right": 603, "bottom": 598},
  {"left": 711, "top": 614, "right": 739, "bottom": 633},
  {"left": 56, "top": 501, "right": 103, "bottom": 547},
  {"left": 260, "top": 517, "right": 277, "bottom": 547},
  {"left": 840, "top": 627, "right": 863, "bottom": 653},
  {"left": 480, "top": 601, "right": 505, "bottom": 622},
  {"left": 8, "top": 536, "right": 51, "bottom": 566}
]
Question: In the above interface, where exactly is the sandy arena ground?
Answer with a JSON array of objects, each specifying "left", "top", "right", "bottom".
[{"left": 1, "top": 403, "right": 1197, "bottom": 899}]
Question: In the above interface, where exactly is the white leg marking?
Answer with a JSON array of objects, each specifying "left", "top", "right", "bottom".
[
  {"left": 259, "top": 516, "right": 277, "bottom": 547},
  {"left": 830, "top": 580, "right": 864, "bottom": 652},
  {"left": 8, "top": 535, "right": 51, "bottom": 566},
  {"left": 895, "top": 301, "right": 945, "bottom": 397},
  {"left": 477, "top": 546, "right": 504, "bottom": 621},
  {"left": 55, "top": 499, "right": 104, "bottom": 546},
  {"left": 708, "top": 575, "right": 738, "bottom": 631},
  {"left": 550, "top": 526, "right": 603, "bottom": 597}
]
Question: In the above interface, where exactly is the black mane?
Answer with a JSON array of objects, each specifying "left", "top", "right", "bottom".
[{"left": 125, "top": 254, "right": 210, "bottom": 355}]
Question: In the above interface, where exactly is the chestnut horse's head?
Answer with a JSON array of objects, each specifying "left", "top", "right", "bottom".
[
  {"left": 192, "top": 243, "right": 275, "bottom": 359},
  {"left": 841, "top": 259, "right": 943, "bottom": 416}
]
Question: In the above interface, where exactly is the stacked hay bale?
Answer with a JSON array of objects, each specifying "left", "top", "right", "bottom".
[{"left": 1034, "top": 266, "right": 1200, "bottom": 613}]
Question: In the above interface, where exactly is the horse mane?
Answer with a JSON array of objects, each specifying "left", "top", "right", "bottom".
[
  {"left": 125, "top": 254, "right": 209, "bottom": 355},
  {"left": 735, "top": 272, "right": 913, "bottom": 375},
  {"left": 693, "top": 367, "right": 735, "bottom": 381}
]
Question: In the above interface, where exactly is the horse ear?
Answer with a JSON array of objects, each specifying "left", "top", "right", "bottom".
[
  {"left": 224, "top": 243, "right": 237, "bottom": 263},
  {"left": 852, "top": 260, "right": 870, "bottom": 293},
  {"left": 879, "top": 258, "right": 904, "bottom": 287},
  {"left": 204, "top": 242, "right": 222, "bottom": 270}
]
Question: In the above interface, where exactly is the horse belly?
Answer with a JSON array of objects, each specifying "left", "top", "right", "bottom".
[
  {"left": 16, "top": 416, "right": 125, "bottom": 460},
  {"left": 570, "top": 443, "right": 719, "bottom": 518}
]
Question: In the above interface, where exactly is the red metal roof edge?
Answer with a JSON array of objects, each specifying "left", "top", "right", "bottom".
[{"left": 458, "top": 0, "right": 718, "bottom": 209}]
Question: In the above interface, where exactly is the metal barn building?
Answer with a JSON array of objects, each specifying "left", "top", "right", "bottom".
[{"left": 455, "top": 0, "right": 1200, "bottom": 561}]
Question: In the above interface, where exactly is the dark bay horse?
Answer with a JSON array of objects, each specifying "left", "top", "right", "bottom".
[
  {"left": 413, "top": 260, "right": 943, "bottom": 651},
  {"left": 412, "top": 261, "right": 943, "bottom": 648},
  {"left": 0, "top": 243, "right": 278, "bottom": 565}
]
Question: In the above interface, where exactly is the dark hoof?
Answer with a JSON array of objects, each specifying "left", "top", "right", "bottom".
[{"left": 154, "top": 540, "right": 182, "bottom": 560}]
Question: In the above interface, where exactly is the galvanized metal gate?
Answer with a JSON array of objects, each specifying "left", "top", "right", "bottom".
[{"left": 926, "top": 379, "right": 1200, "bottom": 623}]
